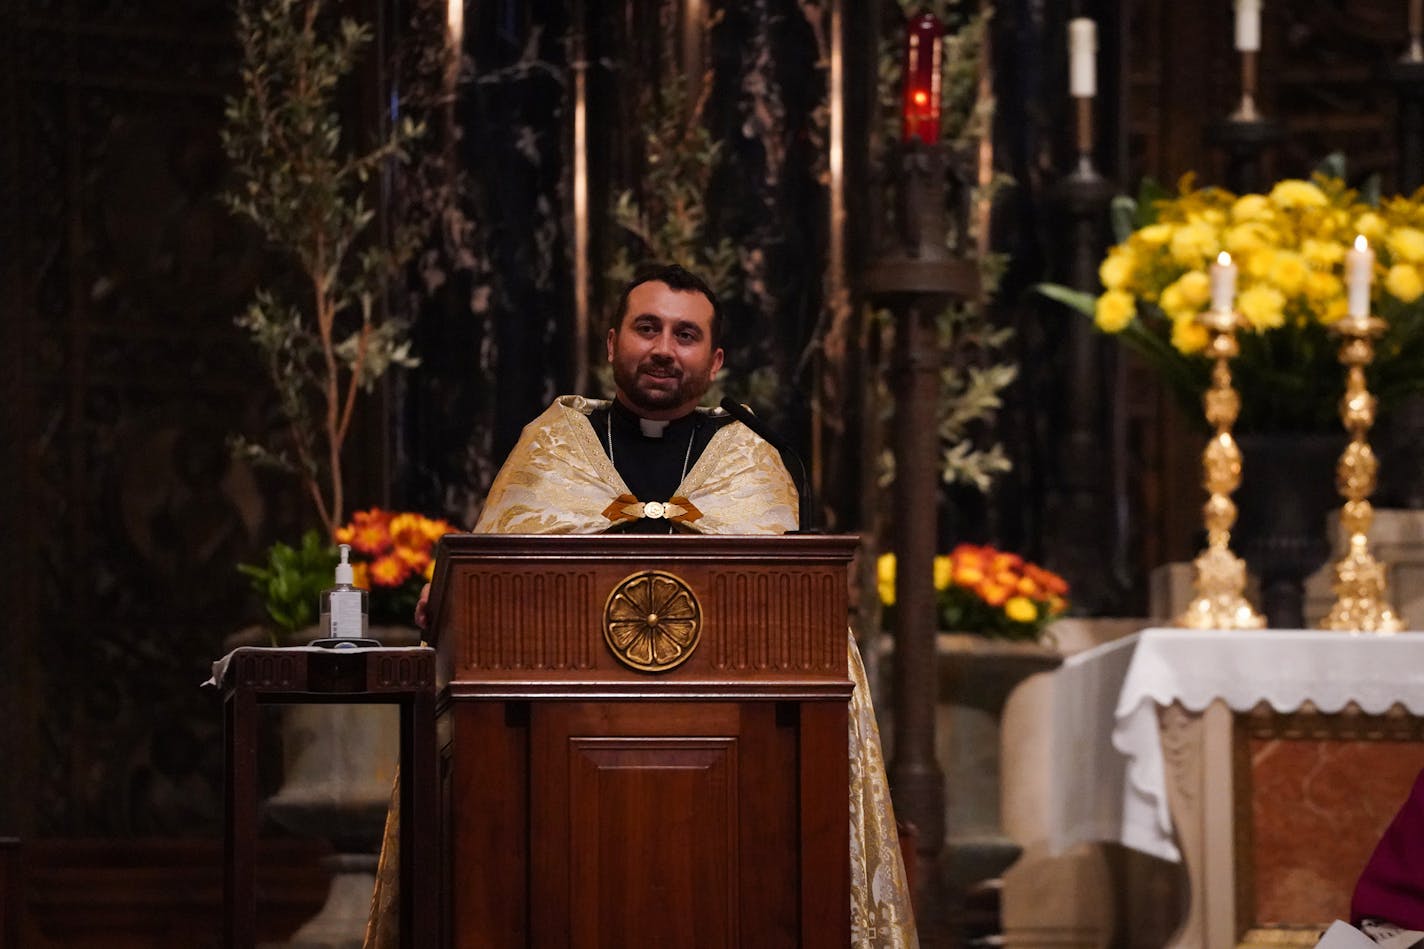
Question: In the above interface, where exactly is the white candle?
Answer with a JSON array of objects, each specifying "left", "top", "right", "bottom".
[
  {"left": 1347, "top": 235, "right": 1374, "bottom": 318},
  {"left": 1211, "top": 251, "right": 1237, "bottom": 312},
  {"left": 1069, "top": 18, "right": 1097, "bottom": 98},
  {"left": 1235, "top": 0, "right": 1262, "bottom": 52}
]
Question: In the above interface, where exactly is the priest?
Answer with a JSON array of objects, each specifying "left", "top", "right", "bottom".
[{"left": 365, "top": 263, "right": 917, "bottom": 948}]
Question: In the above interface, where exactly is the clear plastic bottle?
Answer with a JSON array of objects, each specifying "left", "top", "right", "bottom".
[{"left": 320, "top": 543, "right": 369, "bottom": 639}]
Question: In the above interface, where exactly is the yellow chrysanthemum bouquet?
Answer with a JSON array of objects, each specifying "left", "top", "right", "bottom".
[
  {"left": 1042, "top": 172, "right": 1424, "bottom": 431},
  {"left": 877, "top": 545, "right": 1069, "bottom": 641}
]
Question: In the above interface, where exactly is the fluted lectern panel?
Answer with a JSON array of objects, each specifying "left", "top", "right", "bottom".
[
  {"left": 708, "top": 570, "right": 841, "bottom": 673},
  {"left": 463, "top": 569, "right": 599, "bottom": 670},
  {"left": 430, "top": 535, "right": 856, "bottom": 687}
]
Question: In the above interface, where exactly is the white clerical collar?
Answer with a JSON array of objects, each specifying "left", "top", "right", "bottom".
[{"left": 638, "top": 417, "right": 670, "bottom": 438}]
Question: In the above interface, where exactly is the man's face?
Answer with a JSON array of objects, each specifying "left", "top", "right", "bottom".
[{"left": 606, "top": 280, "right": 724, "bottom": 420}]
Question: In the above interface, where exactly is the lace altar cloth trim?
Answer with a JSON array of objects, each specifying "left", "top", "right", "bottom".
[{"left": 1050, "top": 628, "right": 1424, "bottom": 862}]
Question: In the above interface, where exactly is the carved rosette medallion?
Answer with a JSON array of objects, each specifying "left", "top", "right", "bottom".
[{"left": 602, "top": 571, "right": 703, "bottom": 672}]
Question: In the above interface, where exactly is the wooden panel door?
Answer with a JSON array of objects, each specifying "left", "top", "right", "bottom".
[{"left": 531, "top": 702, "right": 800, "bottom": 949}]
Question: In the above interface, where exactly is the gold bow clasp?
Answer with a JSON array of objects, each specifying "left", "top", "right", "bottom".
[{"left": 602, "top": 494, "right": 703, "bottom": 525}]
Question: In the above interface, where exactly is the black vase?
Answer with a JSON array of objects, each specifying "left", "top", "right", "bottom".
[
  {"left": 1376, "top": 392, "right": 1424, "bottom": 510},
  {"left": 1232, "top": 432, "right": 1344, "bottom": 629}
]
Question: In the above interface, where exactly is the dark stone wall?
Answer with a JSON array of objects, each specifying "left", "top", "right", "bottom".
[{"left": 0, "top": 0, "right": 276, "bottom": 835}]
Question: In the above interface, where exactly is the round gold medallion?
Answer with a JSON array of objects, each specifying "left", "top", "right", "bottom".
[
  {"left": 642, "top": 500, "right": 666, "bottom": 519},
  {"left": 602, "top": 570, "right": 702, "bottom": 672}
]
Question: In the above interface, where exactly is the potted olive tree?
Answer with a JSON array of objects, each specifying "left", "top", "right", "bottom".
[
  {"left": 223, "top": 0, "right": 422, "bottom": 549},
  {"left": 220, "top": 2, "right": 424, "bottom": 943}
]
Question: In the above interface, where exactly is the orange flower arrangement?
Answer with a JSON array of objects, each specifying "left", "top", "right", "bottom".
[
  {"left": 335, "top": 508, "right": 460, "bottom": 624},
  {"left": 877, "top": 544, "right": 1069, "bottom": 640}
]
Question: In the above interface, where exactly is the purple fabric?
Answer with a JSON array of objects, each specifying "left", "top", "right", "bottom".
[{"left": 1354, "top": 768, "right": 1424, "bottom": 930}]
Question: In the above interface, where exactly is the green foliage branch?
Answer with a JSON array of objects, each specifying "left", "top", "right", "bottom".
[
  {"left": 221, "top": 0, "right": 424, "bottom": 539},
  {"left": 601, "top": 71, "right": 781, "bottom": 404},
  {"left": 875, "top": 0, "right": 1016, "bottom": 492},
  {"left": 607, "top": 77, "right": 739, "bottom": 311},
  {"left": 236, "top": 529, "right": 339, "bottom": 637}
]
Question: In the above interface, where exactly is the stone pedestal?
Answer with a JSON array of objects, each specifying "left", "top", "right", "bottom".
[
  {"left": 999, "top": 618, "right": 1184, "bottom": 949},
  {"left": 874, "top": 632, "right": 1061, "bottom": 940},
  {"left": 263, "top": 703, "right": 397, "bottom": 949},
  {"left": 935, "top": 634, "right": 1062, "bottom": 939},
  {"left": 1000, "top": 667, "right": 1113, "bottom": 949},
  {"left": 938, "top": 634, "right": 1062, "bottom": 844},
  {"left": 875, "top": 619, "right": 1193, "bottom": 944}
]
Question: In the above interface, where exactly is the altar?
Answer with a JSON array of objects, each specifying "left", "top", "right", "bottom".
[{"left": 1048, "top": 628, "right": 1424, "bottom": 947}]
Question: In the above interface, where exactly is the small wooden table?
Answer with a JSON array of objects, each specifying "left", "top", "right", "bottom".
[{"left": 214, "top": 646, "right": 436, "bottom": 949}]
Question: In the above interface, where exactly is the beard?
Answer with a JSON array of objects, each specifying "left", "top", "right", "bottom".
[{"left": 611, "top": 355, "right": 714, "bottom": 414}]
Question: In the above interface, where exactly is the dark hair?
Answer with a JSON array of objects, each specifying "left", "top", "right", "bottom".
[{"left": 611, "top": 262, "right": 722, "bottom": 348}]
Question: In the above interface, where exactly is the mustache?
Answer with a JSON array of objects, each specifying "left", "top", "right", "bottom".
[{"left": 638, "top": 357, "right": 681, "bottom": 377}]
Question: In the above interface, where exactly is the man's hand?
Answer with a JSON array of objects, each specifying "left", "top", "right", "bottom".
[{"left": 414, "top": 582, "right": 432, "bottom": 629}]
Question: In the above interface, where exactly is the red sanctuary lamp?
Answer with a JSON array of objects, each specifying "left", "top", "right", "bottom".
[{"left": 901, "top": 10, "right": 943, "bottom": 144}]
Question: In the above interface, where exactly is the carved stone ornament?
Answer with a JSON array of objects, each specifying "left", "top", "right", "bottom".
[{"left": 602, "top": 570, "right": 703, "bottom": 672}]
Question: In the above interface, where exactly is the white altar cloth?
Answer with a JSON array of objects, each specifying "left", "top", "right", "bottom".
[{"left": 1049, "top": 627, "right": 1424, "bottom": 862}]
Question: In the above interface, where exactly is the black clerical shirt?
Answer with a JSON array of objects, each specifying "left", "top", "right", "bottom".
[{"left": 586, "top": 400, "right": 734, "bottom": 533}]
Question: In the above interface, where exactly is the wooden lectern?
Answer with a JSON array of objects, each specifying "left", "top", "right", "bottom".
[{"left": 426, "top": 533, "right": 858, "bottom": 949}]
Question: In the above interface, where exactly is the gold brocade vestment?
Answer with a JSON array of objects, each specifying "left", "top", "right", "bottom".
[{"left": 364, "top": 396, "right": 918, "bottom": 948}]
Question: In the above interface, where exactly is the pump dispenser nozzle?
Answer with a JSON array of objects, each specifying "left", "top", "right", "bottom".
[{"left": 335, "top": 543, "right": 355, "bottom": 585}]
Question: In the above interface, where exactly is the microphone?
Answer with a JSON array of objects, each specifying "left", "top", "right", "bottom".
[{"left": 718, "top": 396, "right": 822, "bottom": 533}]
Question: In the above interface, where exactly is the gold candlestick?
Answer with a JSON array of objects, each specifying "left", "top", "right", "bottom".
[
  {"left": 1318, "top": 312, "right": 1404, "bottom": 633},
  {"left": 1231, "top": 49, "right": 1261, "bottom": 122},
  {"left": 1178, "top": 307, "right": 1266, "bottom": 630},
  {"left": 1074, "top": 97, "right": 1095, "bottom": 175}
]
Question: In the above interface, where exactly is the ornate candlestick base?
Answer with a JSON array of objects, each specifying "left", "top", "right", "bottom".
[
  {"left": 1177, "top": 307, "right": 1265, "bottom": 630},
  {"left": 1320, "top": 530, "right": 1403, "bottom": 632},
  {"left": 1179, "top": 545, "right": 1265, "bottom": 629},
  {"left": 1319, "top": 313, "right": 1403, "bottom": 632}
]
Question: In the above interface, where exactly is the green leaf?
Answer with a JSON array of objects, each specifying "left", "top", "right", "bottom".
[
  {"left": 1314, "top": 151, "right": 1346, "bottom": 181},
  {"left": 1135, "top": 178, "right": 1169, "bottom": 226},
  {"left": 1360, "top": 172, "right": 1382, "bottom": 207},
  {"left": 237, "top": 528, "right": 338, "bottom": 635},
  {"left": 1032, "top": 283, "right": 1097, "bottom": 317},
  {"left": 1109, "top": 194, "right": 1138, "bottom": 244}
]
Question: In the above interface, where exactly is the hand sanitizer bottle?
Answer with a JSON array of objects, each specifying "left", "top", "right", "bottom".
[{"left": 320, "top": 543, "right": 368, "bottom": 640}]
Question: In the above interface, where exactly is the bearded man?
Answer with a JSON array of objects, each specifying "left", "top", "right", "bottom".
[{"left": 366, "top": 263, "right": 917, "bottom": 948}]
